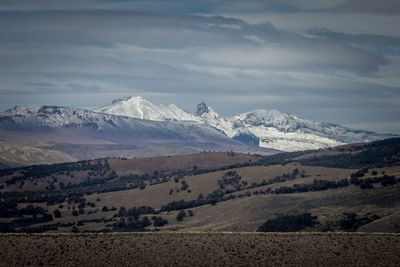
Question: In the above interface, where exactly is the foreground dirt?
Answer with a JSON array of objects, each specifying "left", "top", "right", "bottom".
[{"left": 0, "top": 232, "right": 399, "bottom": 266}]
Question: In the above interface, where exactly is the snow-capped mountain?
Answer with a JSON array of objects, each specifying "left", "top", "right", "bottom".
[
  {"left": 230, "top": 110, "right": 348, "bottom": 151},
  {"left": 0, "top": 106, "right": 221, "bottom": 146},
  {"left": 1, "top": 97, "right": 394, "bottom": 154},
  {"left": 94, "top": 96, "right": 201, "bottom": 122},
  {"left": 95, "top": 96, "right": 398, "bottom": 152},
  {"left": 195, "top": 101, "right": 236, "bottom": 138},
  {"left": 0, "top": 105, "right": 276, "bottom": 153}
]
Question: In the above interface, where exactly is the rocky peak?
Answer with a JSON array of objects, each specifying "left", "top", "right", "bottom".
[{"left": 196, "top": 101, "right": 209, "bottom": 116}]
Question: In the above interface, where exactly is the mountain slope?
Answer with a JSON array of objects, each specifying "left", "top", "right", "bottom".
[
  {"left": 94, "top": 96, "right": 201, "bottom": 122},
  {"left": 36, "top": 143, "right": 198, "bottom": 161},
  {"left": 95, "top": 96, "right": 397, "bottom": 152},
  {"left": 229, "top": 109, "right": 397, "bottom": 151}
]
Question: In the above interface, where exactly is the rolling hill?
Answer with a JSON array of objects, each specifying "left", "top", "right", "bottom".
[
  {"left": 0, "top": 138, "right": 399, "bottom": 234},
  {"left": 0, "top": 141, "right": 77, "bottom": 169},
  {"left": 0, "top": 140, "right": 205, "bottom": 169}
]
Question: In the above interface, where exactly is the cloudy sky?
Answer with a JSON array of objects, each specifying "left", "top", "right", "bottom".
[{"left": 0, "top": 0, "right": 399, "bottom": 133}]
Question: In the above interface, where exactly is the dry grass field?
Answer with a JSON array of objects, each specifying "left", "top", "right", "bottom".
[
  {"left": 107, "top": 151, "right": 255, "bottom": 176},
  {"left": 157, "top": 183, "right": 400, "bottom": 232},
  {"left": 6, "top": 164, "right": 398, "bottom": 233},
  {"left": 0, "top": 141, "right": 77, "bottom": 169},
  {"left": 0, "top": 232, "right": 399, "bottom": 266},
  {"left": 81, "top": 165, "right": 355, "bottom": 211},
  {"left": 1, "top": 139, "right": 399, "bottom": 235},
  {"left": 0, "top": 152, "right": 255, "bottom": 191}
]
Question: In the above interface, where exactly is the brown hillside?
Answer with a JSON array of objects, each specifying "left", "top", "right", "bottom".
[
  {"left": 1, "top": 139, "right": 399, "bottom": 234},
  {"left": 107, "top": 151, "right": 255, "bottom": 176},
  {"left": 0, "top": 152, "right": 255, "bottom": 192},
  {"left": 0, "top": 141, "right": 77, "bottom": 168},
  {"left": 83, "top": 165, "right": 355, "bottom": 210}
]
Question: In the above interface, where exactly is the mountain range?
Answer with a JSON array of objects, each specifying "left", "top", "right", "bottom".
[
  {"left": 94, "top": 96, "right": 397, "bottom": 151},
  {"left": 0, "top": 106, "right": 248, "bottom": 151},
  {"left": 0, "top": 103, "right": 277, "bottom": 167},
  {"left": 0, "top": 96, "right": 396, "bottom": 156}
]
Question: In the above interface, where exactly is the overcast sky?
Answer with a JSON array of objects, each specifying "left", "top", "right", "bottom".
[{"left": 0, "top": 0, "right": 399, "bottom": 133}]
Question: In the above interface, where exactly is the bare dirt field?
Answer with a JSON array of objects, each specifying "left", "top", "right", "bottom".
[{"left": 0, "top": 232, "right": 399, "bottom": 266}]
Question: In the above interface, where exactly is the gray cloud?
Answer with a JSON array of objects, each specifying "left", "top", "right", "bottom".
[
  {"left": 0, "top": 0, "right": 318, "bottom": 12},
  {"left": 0, "top": 8, "right": 399, "bottom": 133},
  {"left": 308, "top": 28, "right": 400, "bottom": 47},
  {"left": 0, "top": 10, "right": 387, "bottom": 72},
  {"left": 334, "top": 0, "right": 400, "bottom": 15},
  {"left": 307, "top": 27, "right": 400, "bottom": 59},
  {"left": 2, "top": 0, "right": 400, "bottom": 16}
]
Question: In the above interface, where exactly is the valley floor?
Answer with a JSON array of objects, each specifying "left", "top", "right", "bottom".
[{"left": 0, "top": 232, "right": 399, "bottom": 266}]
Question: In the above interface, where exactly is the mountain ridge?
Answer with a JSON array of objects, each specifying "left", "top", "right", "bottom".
[
  {"left": 94, "top": 96, "right": 201, "bottom": 122},
  {"left": 0, "top": 105, "right": 277, "bottom": 155},
  {"left": 0, "top": 97, "right": 396, "bottom": 153},
  {"left": 93, "top": 96, "right": 397, "bottom": 151}
]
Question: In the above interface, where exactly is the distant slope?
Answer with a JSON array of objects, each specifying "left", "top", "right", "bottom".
[
  {"left": 0, "top": 136, "right": 200, "bottom": 167},
  {"left": 0, "top": 141, "right": 77, "bottom": 169},
  {"left": 0, "top": 129, "right": 114, "bottom": 145},
  {"left": 36, "top": 143, "right": 198, "bottom": 161},
  {"left": 258, "top": 138, "right": 400, "bottom": 169}
]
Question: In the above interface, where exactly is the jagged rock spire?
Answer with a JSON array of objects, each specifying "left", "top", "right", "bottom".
[{"left": 196, "top": 101, "right": 209, "bottom": 116}]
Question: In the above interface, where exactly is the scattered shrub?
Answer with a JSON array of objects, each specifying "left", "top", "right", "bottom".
[
  {"left": 257, "top": 213, "right": 319, "bottom": 232},
  {"left": 153, "top": 216, "right": 168, "bottom": 227},
  {"left": 53, "top": 209, "right": 62, "bottom": 218},
  {"left": 176, "top": 210, "right": 186, "bottom": 221}
]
